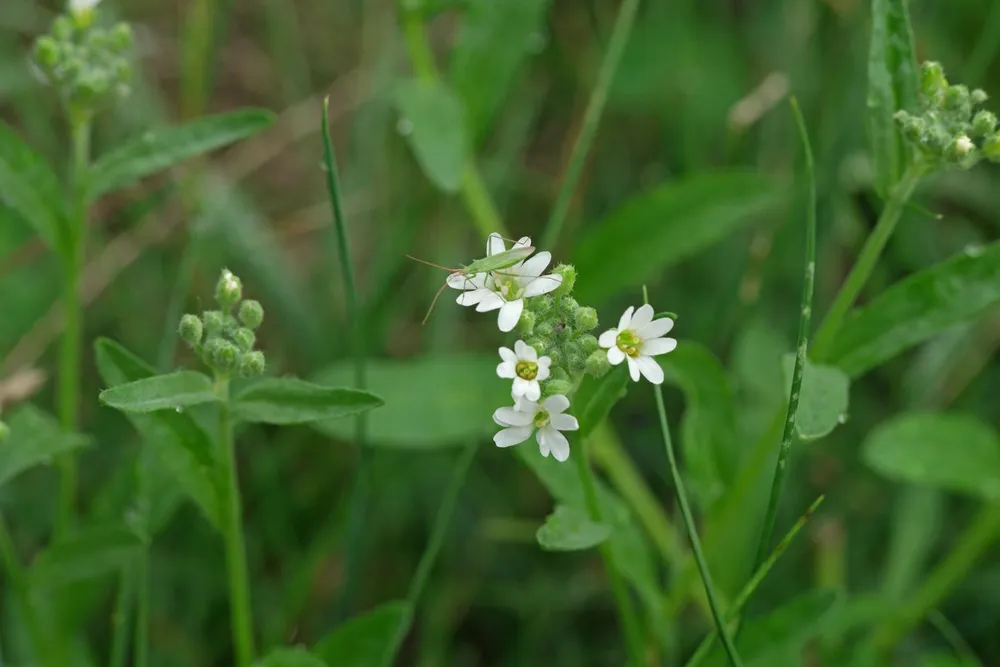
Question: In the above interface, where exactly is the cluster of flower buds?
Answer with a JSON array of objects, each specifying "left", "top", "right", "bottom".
[
  {"left": 32, "top": 0, "right": 133, "bottom": 118},
  {"left": 178, "top": 269, "right": 266, "bottom": 379},
  {"left": 895, "top": 61, "right": 1000, "bottom": 169},
  {"left": 446, "top": 234, "right": 677, "bottom": 462}
]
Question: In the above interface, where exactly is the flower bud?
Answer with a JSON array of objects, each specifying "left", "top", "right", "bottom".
[
  {"left": 52, "top": 16, "right": 74, "bottom": 41},
  {"left": 215, "top": 269, "right": 243, "bottom": 310},
  {"left": 551, "top": 264, "right": 576, "bottom": 298},
  {"left": 209, "top": 339, "right": 240, "bottom": 374},
  {"left": 567, "top": 349, "right": 587, "bottom": 373},
  {"left": 943, "top": 84, "right": 970, "bottom": 114},
  {"left": 574, "top": 306, "right": 598, "bottom": 331},
  {"left": 542, "top": 379, "right": 573, "bottom": 398},
  {"left": 531, "top": 295, "right": 553, "bottom": 315},
  {"left": 578, "top": 334, "right": 599, "bottom": 353},
  {"left": 946, "top": 134, "right": 975, "bottom": 162},
  {"left": 586, "top": 349, "right": 611, "bottom": 377},
  {"left": 238, "top": 299, "right": 264, "bottom": 329},
  {"left": 525, "top": 337, "right": 547, "bottom": 353},
  {"left": 555, "top": 322, "right": 575, "bottom": 342},
  {"left": 516, "top": 310, "right": 536, "bottom": 337},
  {"left": 239, "top": 351, "right": 266, "bottom": 377},
  {"left": 33, "top": 37, "right": 60, "bottom": 70},
  {"left": 557, "top": 295, "right": 579, "bottom": 317},
  {"left": 895, "top": 110, "right": 924, "bottom": 143},
  {"left": 203, "top": 310, "right": 225, "bottom": 337},
  {"left": 983, "top": 133, "right": 1000, "bottom": 161},
  {"left": 109, "top": 23, "right": 134, "bottom": 51},
  {"left": 232, "top": 327, "right": 256, "bottom": 353},
  {"left": 178, "top": 314, "right": 203, "bottom": 347},
  {"left": 550, "top": 366, "right": 569, "bottom": 381},
  {"left": 0, "top": 420, "right": 9, "bottom": 443},
  {"left": 971, "top": 88, "right": 989, "bottom": 105},
  {"left": 972, "top": 110, "right": 997, "bottom": 137},
  {"left": 534, "top": 321, "right": 554, "bottom": 340},
  {"left": 920, "top": 61, "right": 948, "bottom": 102},
  {"left": 546, "top": 346, "right": 564, "bottom": 368}
]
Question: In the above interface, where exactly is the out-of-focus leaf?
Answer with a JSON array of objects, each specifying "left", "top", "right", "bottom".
[
  {"left": 574, "top": 366, "right": 628, "bottom": 439},
  {"left": 89, "top": 109, "right": 275, "bottom": 199},
  {"left": 95, "top": 338, "right": 221, "bottom": 530},
  {"left": 29, "top": 525, "right": 142, "bottom": 589},
  {"left": 253, "top": 647, "right": 326, "bottom": 667},
  {"left": 536, "top": 505, "right": 612, "bottom": 551},
  {"left": 0, "top": 120, "right": 66, "bottom": 254},
  {"left": 863, "top": 413, "right": 1000, "bottom": 501},
  {"left": 882, "top": 486, "right": 944, "bottom": 600},
  {"left": 867, "top": 0, "right": 918, "bottom": 196},
  {"left": 449, "top": 0, "right": 550, "bottom": 141},
  {"left": 394, "top": 79, "right": 468, "bottom": 192},
  {"left": 232, "top": 378, "right": 383, "bottom": 425},
  {"left": 782, "top": 355, "right": 850, "bottom": 440},
  {"left": 99, "top": 371, "right": 217, "bottom": 413},
  {"left": 574, "top": 170, "right": 781, "bottom": 303},
  {"left": 312, "top": 355, "right": 509, "bottom": 448},
  {"left": 312, "top": 601, "right": 411, "bottom": 667},
  {"left": 827, "top": 241, "right": 1000, "bottom": 378},
  {"left": 0, "top": 405, "right": 90, "bottom": 489}
]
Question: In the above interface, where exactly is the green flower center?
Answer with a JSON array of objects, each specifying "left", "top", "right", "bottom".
[
  {"left": 616, "top": 329, "right": 642, "bottom": 357},
  {"left": 516, "top": 360, "right": 539, "bottom": 380},
  {"left": 533, "top": 410, "right": 551, "bottom": 429},
  {"left": 495, "top": 276, "right": 523, "bottom": 301}
]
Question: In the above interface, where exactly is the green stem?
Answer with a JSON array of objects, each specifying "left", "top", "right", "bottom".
[
  {"left": 868, "top": 503, "right": 1000, "bottom": 651},
  {"left": 0, "top": 513, "right": 49, "bottom": 666},
  {"left": 540, "top": 0, "right": 641, "bottom": 250},
  {"left": 216, "top": 377, "right": 254, "bottom": 667},
  {"left": 109, "top": 564, "right": 135, "bottom": 667},
  {"left": 55, "top": 115, "right": 91, "bottom": 538},
  {"left": 573, "top": 434, "right": 645, "bottom": 667},
  {"left": 134, "top": 550, "right": 150, "bottom": 667},
  {"left": 810, "top": 162, "right": 922, "bottom": 361}
]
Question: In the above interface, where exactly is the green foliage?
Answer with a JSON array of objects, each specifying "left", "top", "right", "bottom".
[
  {"left": 781, "top": 356, "right": 850, "bottom": 440},
  {"left": 0, "top": 120, "right": 68, "bottom": 255},
  {"left": 29, "top": 525, "right": 142, "bottom": 589},
  {"left": 312, "top": 601, "right": 411, "bottom": 667},
  {"left": 0, "top": 405, "right": 90, "bottom": 488},
  {"left": 393, "top": 79, "right": 469, "bottom": 192},
  {"left": 252, "top": 647, "right": 327, "bottom": 667},
  {"left": 231, "top": 378, "right": 383, "bottom": 425},
  {"left": 98, "top": 370, "right": 218, "bottom": 413},
  {"left": 573, "top": 365, "right": 629, "bottom": 438},
  {"left": 536, "top": 505, "right": 612, "bottom": 551}
]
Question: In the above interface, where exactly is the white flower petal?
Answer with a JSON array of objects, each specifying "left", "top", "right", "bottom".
[
  {"left": 536, "top": 364, "right": 551, "bottom": 382},
  {"left": 549, "top": 413, "right": 579, "bottom": 432},
  {"left": 512, "top": 377, "right": 530, "bottom": 398},
  {"left": 639, "top": 317, "right": 674, "bottom": 340},
  {"left": 513, "top": 340, "right": 527, "bottom": 358},
  {"left": 541, "top": 394, "right": 570, "bottom": 415},
  {"left": 447, "top": 272, "right": 485, "bottom": 290},
  {"left": 517, "top": 252, "right": 551, "bottom": 279},
  {"left": 537, "top": 356, "right": 551, "bottom": 371},
  {"left": 456, "top": 289, "right": 487, "bottom": 307},
  {"left": 598, "top": 329, "right": 618, "bottom": 349},
  {"left": 494, "top": 426, "right": 533, "bottom": 448},
  {"left": 522, "top": 345, "right": 538, "bottom": 362},
  {"left": 523, "top": 380, "right": 541, "bottom": 402},
  {"left": 636, "top": 355, "right": 665, "bottom": 384},
  {"left": 487, "top": 233, "right": 505, "bottom": 257},
  {"left": 522, "top": 274, "right": 562, "bottom": 297},
  {"left": 539, "top": 427, "right": 570, "bottom": 462},
  {"left": 475, "top": 291, "right": 505, "bottom": 312},
  {"left": 630, "top": 304, "right": 655, "bottom": 332},
  {"left": 618, "top": 306, "right": 635, "bottom": 331},
  {"left": 70, "top": 0, "right": 100, "bottom": 13},
  {"left": 513, "top": 236, "right": 532, "bottom": 250},
  {"left": 499, "top": 346, "right": 517, "bottom": 364},
  {"left": 625, "top": 355, "right": 641, "bottom": 382},
  {"left": 497, "top": 361, "right": 516, "bottom": 379},
  {"left": 498, "top": 299, "right": 524, "bottom": 332},
  {"left": 493, "top": 406, "right": 535, "bottom": 427},
  {"left": 607, "top": 346, "right": 625, "bottom": 365},
  {"left": 642, "top": 337, "right": 678, "bottom": 357}
]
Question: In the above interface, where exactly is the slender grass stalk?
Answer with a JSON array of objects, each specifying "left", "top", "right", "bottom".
[
  {"left": 738, "top": 99, "right": 817, "bottom": 640},
  {"left": 684, "top": 495, "right": 824, "bottom": 667},
  {"left": 134, "top": 546, "right": 150, "bottom": 667},
  {"left": 540, "top": 0, "right": 641, "bottom": 249},
  {"left": 573, "top": 434, "right": 645, "bottom": 667},
  {"left": 216, "top": 377, "right": 255, "bottom": 667},
  {"left": 109, "top": 564, "right": 135, "bottom": 667},
  {"left": 810, "top": 161, "right": 922, "bottom": 360},
  {"left": 0, "top": 513, "right": 50, "bottom": 666},
  {"left": 321, "top": 98, "right": 372, "bottom": 621},
  {"left": 645, "top": 287, "right": 743, "bottom": 667},
  {"left": 926, "top": 610, "right": 984, "bottom": 667}
]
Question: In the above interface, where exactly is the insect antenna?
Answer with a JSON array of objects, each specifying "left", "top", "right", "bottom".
[
  {"left": 405, "top": 254, "right": 457, "bottom": 272},
  {"left": 421, "top": 279, "right": 450, "bottom": 325}
]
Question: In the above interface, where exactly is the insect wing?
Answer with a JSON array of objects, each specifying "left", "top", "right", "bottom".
[{"left": 463, "top": 245, "right": 535, "bottom": 275}]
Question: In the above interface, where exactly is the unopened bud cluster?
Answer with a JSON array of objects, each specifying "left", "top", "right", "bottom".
[
  {"left": 32, "top": 4, "right": 133, "bottom": 118},
  {"left": 179, "top": 269, "right": 266, "bottom": 378},
  {"left": 895, "top": 61, "right": 1000, "bottom": 170}
]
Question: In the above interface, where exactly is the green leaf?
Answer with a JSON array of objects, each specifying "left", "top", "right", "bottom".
[
  {"left": 449, "top": 0, "right": 551, "bottom": 141},
  {"left": 867, "top": 0, "right": 918, "bottom": 196},
  {"left": 573, "top": 170, "right": 781, "bottom": 303},
  {"left": 312, "top": 355, "right": 510, "bottom": 448},
  {"left": 573, "top": 366, "right": 629, "bottom": 439},
  {"left": 253, "top": 647, "right": 326, "bottom": 667},
  {"left": 782, "top": 355, "right": 850, "bottom": 440},
  {"left": 863, "top": 413, "right": 1000, "bottom": 501},
  {"left": 88, "top": 108, "right": 276, "bottom": 199},
  {"left": 0, "top": 405, "right": 90, "bottom": 488},
  {"left": 232, "top": 378, "right": 383, "bottom": 425},
  {"left": 99, "top": 370, "right": 218, "bottom": 414},
  {"left": 29, "top": 525, "right": 142, "bottom": 589},
  {"left": 827, "top": 241, "right": 1000, "bottom": 378},
  {"left": 536, "top": 505, "right": 612, "bottom": 551},
  {"left": 313, "top": 600, "right": 411, "bottom": 667},
  {"left": 0, "top": 120, "right": 67, "bottom": 254},
  {"left": 94, "top": 338, "right": 221, "bottom": 530},
  {"left": 394, "top": 79, "right": 469, "bottom": 192}
]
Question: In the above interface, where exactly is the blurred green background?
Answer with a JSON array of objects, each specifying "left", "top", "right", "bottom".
[{"left": 3, "top": 0, "right": 1000, "bottom": 665}]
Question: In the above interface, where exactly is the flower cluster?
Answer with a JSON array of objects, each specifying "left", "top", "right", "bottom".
[
  {"left": 441, "top": 233, "right": 678, "bottom": 462},
  {"left": 178, "top": 269, "right": 267, "bottom": 379},
  {"left": 32, "top": 0, "right": 133, "bottom": 118},
  {"left": 895, "top": 61, "right": 1000, "bottom": 170}
]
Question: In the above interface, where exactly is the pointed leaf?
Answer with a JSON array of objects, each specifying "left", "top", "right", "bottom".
[
  {"left": 232, "top": 378, "right": 383, "bottom": 425},
  {"left": 536, "top": 505, "right": 612, "bottom": 551},
  {"left": 574, "top": 170, "right": 782, "bottom": 303},
  {"left": 253, "top": 647, "right": 326, "bottom": 667},
  {"left": 394, "top": 79, "right": 469, "bottom": 192},
  {"left": 29, "top": 525, "right": 142, "bottom": 589},
  {"left": 95, "top": 338, "right": 220, "bottom": 529},
  {"left": 99, "top": 371, "right": 217, "bottom": 413},
  {"left": 828, "top": 241, "right": 1000, "bottom": 378},
  {"left": 574, "top": 365, "right": 628, "bottom": 439},
  {"left": 89, "top": 108, "right": 276, "bottom": 199},
  {"left": 782, "top": 355, "right": 849, "bottom": 440},
  {"left": 863, "top": 413, "right": 1000, "bottom": 501},
  {"left": 0, "top": 405, "right": 90, "bottom": 488},
  {"left": 313, "top": 601, "right": 411, "bottom": 667},
  {"left": 0, "top": 120, "right": 66, "bottom": 253}
]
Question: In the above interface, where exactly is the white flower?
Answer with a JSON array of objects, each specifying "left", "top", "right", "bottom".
[
  {"left": 447, "top": 233, "right": 562, "bottom": 332},
  {"left": 492, "top": 395, "right": 579, "bottom": 462},
  {"left": 955, "top": 134, "right": 974, "bottom": 155},
  {"left": 598, "top": 304, "right": 677, "bottom": 384},
  {"left": 69, "top": 0, "right": 100, "bottom": 15},
  {"left": 497, "top": 340, "right": 551, "bottom": 402}
]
